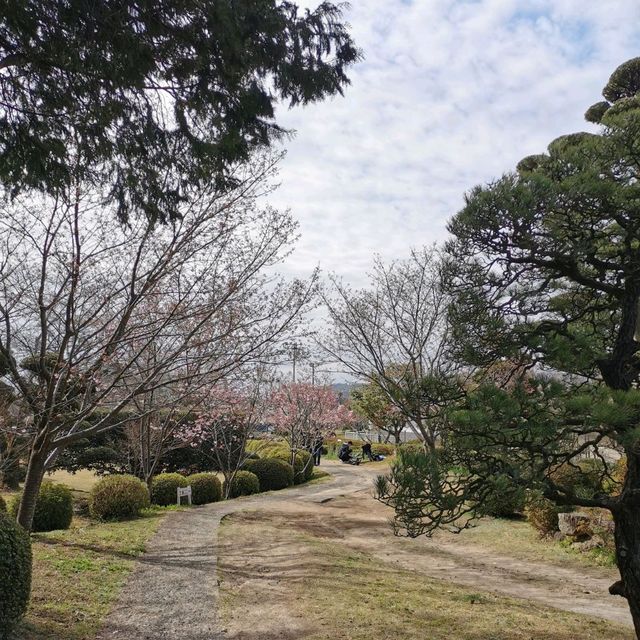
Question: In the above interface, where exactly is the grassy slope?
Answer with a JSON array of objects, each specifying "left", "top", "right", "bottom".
[
  {"left": 437, "top": 516, "right": 616, "bottom": 568},
  {"left": 17, "top": 510, "right": 164, "bottom": 640},
  {"left": 218, "top": 512, "right": 632, "bottom": 640}
]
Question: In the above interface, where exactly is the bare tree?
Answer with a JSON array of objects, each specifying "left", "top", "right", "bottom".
[
  {"left": 0, "top": 156, "right": 316, "bottom": 529},
  {"left": 323, "top": 247, "right": 462, "bottom": 448}
]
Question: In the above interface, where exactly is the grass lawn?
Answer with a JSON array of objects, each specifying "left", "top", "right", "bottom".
[
  {"left": 218, "top": 511, "right": 632, "bottom": 640},
  {"left": 44, "top": 470, "right": 100, "bottom": 493},
  {"left": 440, "top": 516, "right": 617, "bottom": 568},
  {"left": 16, "top": 510, "right": 165, "bottom": 640}
]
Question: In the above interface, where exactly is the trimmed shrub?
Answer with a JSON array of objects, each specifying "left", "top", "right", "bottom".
[
  {"left": 478, "top": 475, "right": 526, "bottom": 518},
  {"left": 371, "top": 443, "right": 396, "bottom": 457},
  {"left": 269, "top": 450, "right": 312, "bottom": 484},
  {"left": 525, "top": 492, "right": 563, "bottom": 536},
  {"left": 0, "top": 494, "right": 6, "bottom": 512},
  {"left": 244, "top": 458, "right": 293, "bottom": 491},
  {"left": 298, "top": 450, "right": 314, "bottom": 481},
  {"left": 151, "top": 473, "right": 188, "bottom": 506},
  {"left": 187, "top": 473, "right": 222, "bottom": 505},
  {"left": 89, "top": 474, "right": 149, "bottom": 520},
  {"left": 224, "top": 470, "right": 260, "bottom": 498},
  {"left": 0, "top": 511, "right": 32, "bottom": 634},
  {"left": 10, "top": 481, "right": 73, "bottom": 532}
]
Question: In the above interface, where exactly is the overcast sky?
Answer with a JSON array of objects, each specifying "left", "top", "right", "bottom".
[{"left": 268, "top": 0, "right": 640, "bottom": 287}]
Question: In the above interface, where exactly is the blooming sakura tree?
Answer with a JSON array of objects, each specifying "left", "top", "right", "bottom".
[
  {"left": 178, "top": 379, "right": 271, "bottom": 498},
  {"left": 267, "top": 383, "right": 357, "bottom": 465}
]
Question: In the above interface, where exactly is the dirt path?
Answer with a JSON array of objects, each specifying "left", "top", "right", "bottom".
[{"left": 98, "top": 462, "right": 632, "bottom": 639}]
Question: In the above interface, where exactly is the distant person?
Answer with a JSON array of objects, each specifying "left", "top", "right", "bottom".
[
  {"left": 362, "top": 442, "right": 374, "bottom": 461},
  {"left": 312, "top": 434, "right": 324, "bottom": 466},
  {"left": 338, "top": 441, "right": 359, "bottom": 464}
]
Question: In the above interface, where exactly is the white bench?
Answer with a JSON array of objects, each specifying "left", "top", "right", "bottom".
[{"left": 177, "top": 485, "right": 192, "bottom": 506}]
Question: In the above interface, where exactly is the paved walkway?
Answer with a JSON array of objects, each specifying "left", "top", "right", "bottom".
[{"left": 97, "top": 465, "right": 375, "bottom": 640}]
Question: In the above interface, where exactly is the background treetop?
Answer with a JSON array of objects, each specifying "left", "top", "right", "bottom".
[
  {"left": 446, "top": 56, "right": 640, "bottom": 391},
  {"left": 0, "top": 0, "right": 360, "bottom": 222}
]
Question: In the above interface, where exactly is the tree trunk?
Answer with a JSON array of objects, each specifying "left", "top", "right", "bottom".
[
  {"left": 611, "top": 451, "right": 640, "bottom": 637},
  {"left": 17, "top": 446, "right": 47, "bottom": 531}
]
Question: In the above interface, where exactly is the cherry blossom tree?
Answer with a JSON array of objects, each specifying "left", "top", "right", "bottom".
[
  {"left": 177, "top": 375, "right": 273, "bottom": 498},
  {"left": 267, "top": 383, "right": 357, "bottom": 469}
]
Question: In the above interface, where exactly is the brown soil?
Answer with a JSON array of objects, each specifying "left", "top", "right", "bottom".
[{"left": 99, "top": 461, "right": 632, "bottom": 640}]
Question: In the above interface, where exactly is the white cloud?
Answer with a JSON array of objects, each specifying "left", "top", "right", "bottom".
[{"left": 268, "top": 0, "right": 640, "bottom": 286}]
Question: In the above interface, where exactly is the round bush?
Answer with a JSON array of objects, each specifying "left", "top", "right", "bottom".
[
  {"left": 150, "top": 473, "right": 188, "bottom": 506},
  {"left": 0, "top": 494, "right": 6, "bottom": 512},
  {"left": 244, "top": 458, "right": 293, "bottom": 491},
  {"left": 89, "top": 474, "right": 150, "bottom": 520},
  {"left": 0, "top": 511, "right": 32, "bottom": 634},
  {"left": 298, "top": 450, "right": 314, "bottom": 481},
  {"left": 224, "top": 470, "right": 260, "bottom": 498},
  {"left": 477, "top": 475, "right": 526, "bottom": 518},
  {"left": 270, "top": 450, "right": 311, "bottom": 484},
  {"left": 187, "top": 473, "right": 222, "bottom": 505},
  {"left": 524, "top": 492, "right": 563, "bottom": 536},
  {"left": 9, "top": 481, "right": 73, "bottom": 532}
]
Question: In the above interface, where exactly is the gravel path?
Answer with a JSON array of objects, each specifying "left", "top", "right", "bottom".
[{"left": 97, "top": 464, "right": 376, "bottom": 640}]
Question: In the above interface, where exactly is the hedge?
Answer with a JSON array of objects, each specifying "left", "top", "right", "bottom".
[
  {"left": 244, "top": 458, "right": 293, "bottom": 491},
  {"left": 89, "top": 474, "right": 150, "bottom": 520},
  {"left": 224, "top": 470, "right": 261, "bottom": 498},
  {"left": 187, "top": 473, "right": 222, "bottom": 505},
  {"left": 0, "top": 511, "right": 32, "bottom": 634}
]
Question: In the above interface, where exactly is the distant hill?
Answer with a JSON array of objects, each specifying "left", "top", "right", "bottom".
[{"left": 332, "top": 382, "right": 361, "bottom": 402}]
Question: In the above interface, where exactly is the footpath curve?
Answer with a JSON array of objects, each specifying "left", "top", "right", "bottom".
[
  {"left": 97, "top": 462, "right": 632, "bottom": 639},
  {"left": 96, "top": 464, "right": 376, "bottom": 640}
]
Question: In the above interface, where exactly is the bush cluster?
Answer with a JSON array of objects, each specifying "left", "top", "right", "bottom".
[
  {"left": 524, "top": 491, "right": 563, "bottom": 536},
  {"left": 0, "top": 494, "right": 6, "bottom": 512},
  {"left": 268, "top": 449, "right": 312, "bottom": 484},
  {"left": 0, "top": 511, "right": 32, "bottom": 634},
  {"left": 10, "top": 481, "right": 74, "bottom": 532},
  {"left": 477, "top": 474, "right": 526, "bottom": 518},
  {"left": 224, "top": 470, "right": 260, "bottom": 498},
  {"left": 89, "top": 474, "right": 150, "bottom": 520},
  {"left": 151, "top": 473, "right": 189, "bottom": 506},
  {"left": 187, "top": 473, "right": 222, "bottom": 505},
  {"left": 244, "top": 458, "right": 293, "bottom": 491}
]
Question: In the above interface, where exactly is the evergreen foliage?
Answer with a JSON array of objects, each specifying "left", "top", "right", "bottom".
[
  {"left": 0, "top": 1, "right": 360, "bottom": 222},
  {"left": 0, "top": 511, "right": 32, "bottom": 634}
]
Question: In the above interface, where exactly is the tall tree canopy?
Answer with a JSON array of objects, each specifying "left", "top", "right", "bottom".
[
  {"left": 0, "top": 1, "right": 360, "bottom": 221},
  {"left": 376, "top": 57, "right": 640, "bottom": 634},
  {"left": 445, "top": 56, "right": 640, "bottom": 634},
  {"left": 447, "top": 57, "right": 640, "bottom": 391}
]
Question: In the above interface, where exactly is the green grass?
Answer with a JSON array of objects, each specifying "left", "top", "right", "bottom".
[
  {"left": 16, "top": 509, "right": 166, "bottom": 640},
  {"left": 443, "top": 516, "right": 617, "bottom": 569}
]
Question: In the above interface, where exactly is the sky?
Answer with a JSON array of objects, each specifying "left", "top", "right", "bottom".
[{"left": 268, "top": 0, "right": 640, "bottom": 288}]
